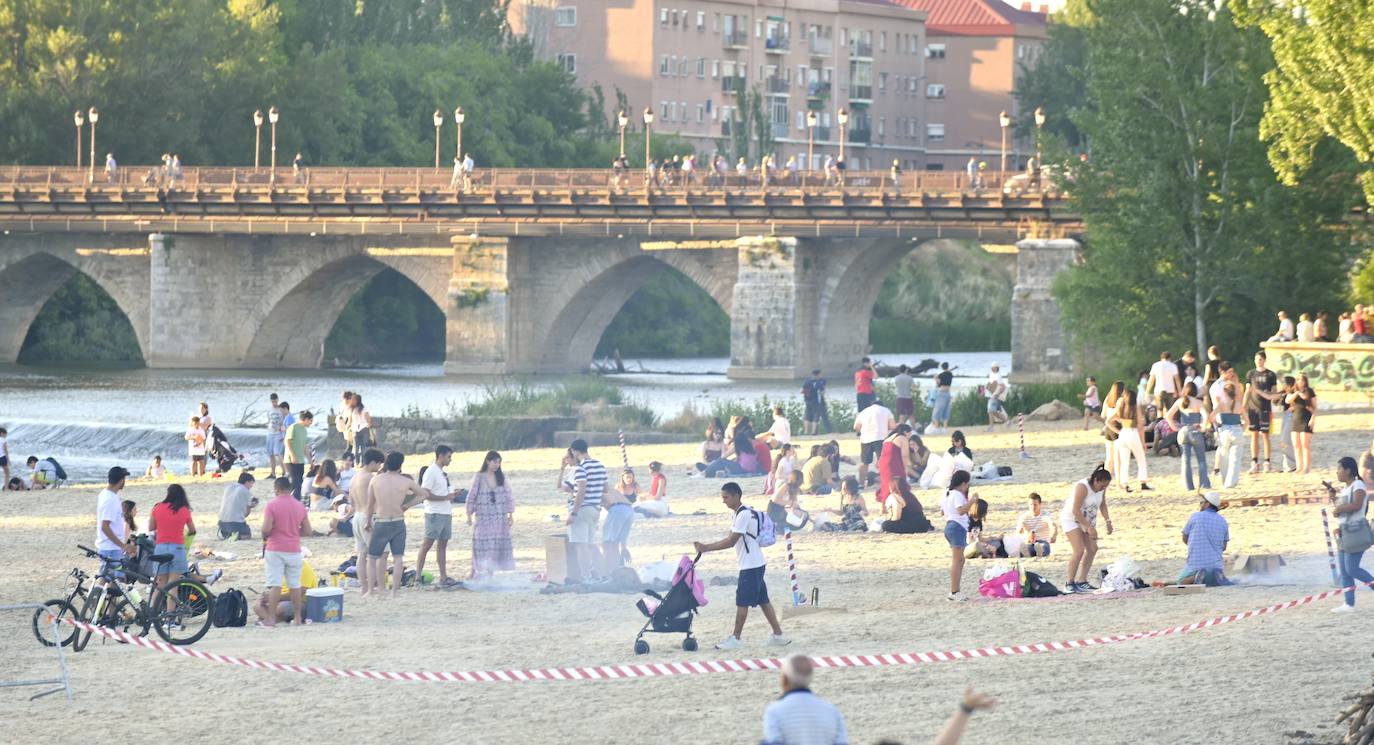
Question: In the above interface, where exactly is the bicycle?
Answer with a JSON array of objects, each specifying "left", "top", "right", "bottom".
[
  {"left": 70, "top": 545, "right": 214, "bottom": 651},
  {"left": 31, "top": 567, "right": 92, "bottom": 648}
]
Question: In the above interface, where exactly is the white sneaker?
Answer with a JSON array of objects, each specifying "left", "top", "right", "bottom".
[
  {"left": 947, "top": 591, "right": 968, "bottom": 602},
  {"left": 767, "top": 634, "right": 792, "bottom": 647},
  {"left": 207, "top": 568, "right": 224, "bottom": 586},
  {"left": 1332, "top": 603, "right": 1356, "bottom": 614},
  {"left": 714, "top": 635, "right": 743, "bottom": 650}
]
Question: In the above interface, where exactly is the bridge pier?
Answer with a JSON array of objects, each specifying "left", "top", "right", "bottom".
[
  {"left": 444, "top": 236, "right": 511, "bottom": 375},
  {"left": 1010, "top": 237, "right": 1079, "bottom": 382}
]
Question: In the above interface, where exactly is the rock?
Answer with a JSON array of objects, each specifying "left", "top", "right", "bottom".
[{"left": 1026, "top": 399, "right": 1079, "bottom": 422}]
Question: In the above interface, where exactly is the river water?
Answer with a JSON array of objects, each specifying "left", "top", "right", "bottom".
[{"left": 0, "top": 351, "right": 1008, "bottom": 482}]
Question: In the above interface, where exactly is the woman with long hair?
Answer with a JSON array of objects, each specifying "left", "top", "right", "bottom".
[
  {"left": 1288, "top": 373, "right": 1318, "bottom": 474},
  {"left": 875, "top": 424, "right": 912, "bottom": 506},
  {"left": 1100, "top": 381, "right": 1125, "bottom": 479},
  {"left": 148, "top": 484, "right": 196, "bottom": 607},
  {"left": 1113, "top": 389, "right": 1151, "bottom": 492},
  {"left": 1061, "top": 464, "right": 1113, "bottom": 593},
  {"left": 1212, "top": 380, "right": 1246, "bottom": 488},
  {"left": 940, "top": 470, "right": 974, "bottom": 601},
  {"left": 309, "top": 459, "right": 340, "bottom": 512},
  {"left": 466, "top": 451, "right": 515, "bottom": 578},
  {"left": 1329, "top": 457, "right": 1372, "bottom": 613},
  {"left": 1165, "top": 382, "right": 1210, "bottom": 492},
  {"left": 350, "top": 394, "right": 374, "bottom": 450}
]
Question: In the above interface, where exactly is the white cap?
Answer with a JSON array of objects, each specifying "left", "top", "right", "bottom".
[{"left": 1203, "top": 491, "right": 1222, "bottom": 509}]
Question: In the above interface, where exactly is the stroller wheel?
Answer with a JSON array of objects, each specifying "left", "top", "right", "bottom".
[
  {"left": 682, "top": 637, "right": 698, "bottom": 652},
  {"left": 634, "top": 640, "right": 650, "bottom": 655}
]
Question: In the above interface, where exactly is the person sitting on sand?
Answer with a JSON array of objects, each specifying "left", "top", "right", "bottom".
[
  {"left": 766, "top": 470, "right": 809, "bottom": 530},
  {"left": 817, "top": 476, "right": 869, "bottom": 533},
  {"left": 1015, "top": 493, "right": 1058, "bottom": 557},
  {"left": 634, "top": 461, "right": 670, "bottom": 518},
  {"left": 146, "top": 455, "right": 166, "bottom": 480},
  {"left": 767, "top": 443, "right": 798, "bottom": 495},
  {"left": 309, "top": 459, "right": 341, "bottom": 512},
  {"left": 800, "top": 446, "right": 834, "bottom": 496},
  {"left": 1179, "top": 491, "right": 1230, "bottom": 586},
  {"left": 328, "top": 495, "right": 354, "bottom": 538},
  {"left": 825, "top": 441, "right": 857, "bottom": 487}
]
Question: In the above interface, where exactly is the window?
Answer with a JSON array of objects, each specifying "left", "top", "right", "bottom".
[
  {"left": 796, "top": 111, "right": 804, "bottom": 130},
  {"left": 927, "top": 123, "right": 945, "bottom": 141},
  {"left": 660, "top": 101, "right": 669, "bottom": 120},
  {"left": 927, "top": 83, "right": 945, "bottom": 98},
  {"left": 668, "top": 55, "right": 676, "bottom": 75},
  {"left": 926, "top": 43, "right": 945, "bottom": 59},
  {"left": 712, "top": 60, "right": 720, "bottom": 78},
  {"left": 879, "top": 72, "right": 887, "bottom": 92},
  {"left": 671, "top": 10, "right": 679, "bottom": 26},
  {"left": 660, "top": 56, "right": 670, "bottom": 75},
  {"left": 697, "top": 11, "right": 705, "bottom": 29},
  {"left": 878, "top": 117, "right": 885, "bottom": 136},
  {"left": 697, "top": 104, "right": 705, "bottom": 123},
  {"left": 555, "top": 7, "right": 576, "bottom": 27},
  {"left": 879, "top": 31, "right": 886, "bottom": 52},
  {"left": 660, "top": 8, "right": 668, "bottom": 24},
  {"left": 555, "top": 53, "right": 576, "bottom": 73},
  {"left": 1018, "top": 44, "right": 1025, "bottom": 60},
  {"left": 908, "top": 77, "right": 917, "bottom": 93},
  {"left": 713, "top": 13, "right": 720, "bottom": 32},
  {"left": 697, "top": 57, "right": 705, "bottom": 77},
  {"left": 680, "top": 57, "right": 689, "bottom": 75}
]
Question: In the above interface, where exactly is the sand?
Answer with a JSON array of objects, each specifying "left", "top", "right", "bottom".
[{"left": 3, "top": 412, "right": 1373, "bottom": 744}]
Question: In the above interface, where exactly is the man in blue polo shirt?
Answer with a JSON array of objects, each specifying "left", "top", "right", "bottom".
[{"left": 693, "top": 482, "right": 790, "bottom": 650}]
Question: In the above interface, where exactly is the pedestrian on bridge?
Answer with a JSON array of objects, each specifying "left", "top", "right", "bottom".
[
  {"left": 104, "top": 153, "right": 117, "bottom": 183},
  {"left": 292, "top": 153, "right": 306, "bottom": 184},
  {"left": 462, "top": 152, "right": 474, "bottom": 191}
]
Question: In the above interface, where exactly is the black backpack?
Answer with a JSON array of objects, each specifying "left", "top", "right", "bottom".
[
  {"left": 1022, "top": 571, "right": 1063, "bottom": 598},
  {"left": 212, "top": 588, "right": 249, "bottom": 627}
]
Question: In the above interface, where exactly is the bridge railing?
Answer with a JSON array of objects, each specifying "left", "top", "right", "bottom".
[{"left": 0, "top": 165, "right": 1052, "bottom": 196}]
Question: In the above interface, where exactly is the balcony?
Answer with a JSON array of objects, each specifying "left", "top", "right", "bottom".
[
  {"left": 809, "top": 126, "right": 831, "bottom": 141},
  {"left": 723, "top": 30, "right": 748, "bottom": 49},
  {"left": 765, "top": 35, "right": 790, "bottom": 53},
  {"left": 721, "top": 75, "right": 746, "bottom": 94},
  {"left": 849, "top": 40, "right": 873, "bottom": 58},
  {"left": 766, "top": 76, "right": 790, "bottom": 94},
  {"left": 807, "top": 81, "right": 831, "bottom": 98},
  {"left": 850, "top": 84, "right": 872, "bottom": 101},
  {"left": 847, "top": 128, "right": 871, "bottom": 144},
  {"left": 809, "top": 36, "right": 833, "bottom": 56}
]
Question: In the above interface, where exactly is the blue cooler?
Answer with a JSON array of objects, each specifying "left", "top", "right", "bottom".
[{"left": 304, "top": 587, "right": 344, "bottom": 623}]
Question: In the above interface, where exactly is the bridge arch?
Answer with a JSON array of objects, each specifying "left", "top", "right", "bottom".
[
  {"left": 243, "top": 247, "right": 450, "bottom": 368},
  {"left": 0, "top": 248, "right": 150, "bottom": 363},
  {"left": 517, "top": 241, "right": 736, "bottom": 372}
]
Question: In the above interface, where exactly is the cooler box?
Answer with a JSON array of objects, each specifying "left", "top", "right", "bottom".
[
  {"left": 305, "top": 587, "right": 344, "bottom": 623},
  {"left": 545, "top": 534, "right": 581, "bottom": 585}
]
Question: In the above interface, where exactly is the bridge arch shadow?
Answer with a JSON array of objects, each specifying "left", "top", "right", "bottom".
[{"left": 0, "top": 251, "right": 149, "bottom": 364}]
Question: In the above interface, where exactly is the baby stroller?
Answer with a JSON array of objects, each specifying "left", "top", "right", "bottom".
[
  {"left": 207, "top": 426, "right": 247, "bottom": 473},
  {"left": 633, "top": 553, "right": 707, "bottom": 654}
]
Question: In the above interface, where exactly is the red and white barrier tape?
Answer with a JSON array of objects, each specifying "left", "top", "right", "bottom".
[{"left": 62, "top": 582, "right": 1355, "bottom": 683}]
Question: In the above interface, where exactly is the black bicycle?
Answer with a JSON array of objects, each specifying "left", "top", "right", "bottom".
[
  {"left": 31, "top": 567, "right": 92, "bottom": 648},
  {"left": 71, "top": 545, "right": 214, "bottom": 651}
]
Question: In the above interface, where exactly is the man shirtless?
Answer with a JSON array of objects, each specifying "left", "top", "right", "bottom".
[
  {"left": 350, "top": 448, "right": 384, "bottom": 596},
  {"left": 365, "top": 451, "right": 425, "bottom": 598}
]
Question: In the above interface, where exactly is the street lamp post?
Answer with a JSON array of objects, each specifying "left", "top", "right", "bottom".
[
  {"left": 454, "top": 106, "right": 465, "bottom": 164},
  {"left": 617, "top": 110, "right": 629, "bottom": 158},
  {"left": 268, "top": 106, "right": 279, "bottom": 181},
  {"left": 999, "top": 110, "right": 1010, "bottom": 176},
  {"left": 73, "top": 110, "right": 84, "bottom": 170},
  {"left": 805, "top": 110, "right": 817, "bottom": 172},
  {"left": 433, "top": 109, "right": 444, "bottom": 170},
  {"left": 253, "top": 109, "right": 263, "bottom": 170},
  {"left": 1034, "top": 106, "right": 1045, "bottom": 166},
  {"left": 87, "top": 107, "right": 98, "bottom": 184},
  {"left": 837, "top": 108, "right": 849, "bottom": 163},
  {"left": 642, "top": 107, "right": 654, "bottom": 172}
]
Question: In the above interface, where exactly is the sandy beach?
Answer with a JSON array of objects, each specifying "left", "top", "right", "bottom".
[{"left": 3, "top": 412, "right": 1372, "bottom": 744}]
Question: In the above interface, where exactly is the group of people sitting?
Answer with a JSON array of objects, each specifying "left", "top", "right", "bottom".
[{"left": 1267, "top": 307, "right": 1374, "bottom": 344}]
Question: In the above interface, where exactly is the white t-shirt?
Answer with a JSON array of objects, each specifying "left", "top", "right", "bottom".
[
  {"left": 941, "top": 488, "right": 969, "bottom": 529},
  {"left": 351, "top": 408, "right": 370, "bottom": 433},
  {"left": 732, "top": 506, "right": 767, "bottom": 570},
  {"left": 1209, "top": 378, "right": 1229, "bottom": 407},
  {"left": 1149, "top": 360, "right": 1179, "bottom": 394},
  {"left": 1296, "top": 320, "right": 1315, "bottom": 342},
  {"left": 855, "top": 404, "right": 895, "bottom": 444},
  {"left": 1060, "top": 479, "right": 1104, "bottom": 531},
  {"left": 95, "top": 488, "right": 126, "bottom": 552},
  {"left": 420, "top": 462, "right": 452, "bottom": 515},
  {"left": 767, "top": 417, "right": 791, "bottom": 445}
]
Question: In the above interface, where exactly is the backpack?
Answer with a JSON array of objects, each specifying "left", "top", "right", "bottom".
[
  {"left": 745, "top": 508, "right": 777, "bottom": 551},
  {"left": 43, "top": 457, "right": 67, "bottom": 481},
  {"left": 1021, "top": 571, "right": 1062, "bottom": 598},
  {"left": 212, "top": 588, "right": 249, "bottom": 627}
]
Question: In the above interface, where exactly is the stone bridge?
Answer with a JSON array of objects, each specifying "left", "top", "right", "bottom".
[{"left": 0, "top": 166, "right": 1083, "bottom": 379}]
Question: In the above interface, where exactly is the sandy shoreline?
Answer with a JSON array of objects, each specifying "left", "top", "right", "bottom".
[{"left": 3, "top": 412, "right": 1373, "bottom": 744}]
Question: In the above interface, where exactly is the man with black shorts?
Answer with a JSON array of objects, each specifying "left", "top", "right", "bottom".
[
  {"left": 692, "top": 482, "right": 789, "bottom": 651},
  {"left": 893, "top": 365, "right": 915, "bottom": 425},
  {"left": 854, "top": 358, "right": 876, "bottom": 412},
  {"left": 1243, "top": 351, "right": 1281, "bottom": 474},
  {"left": 800, "top": 370, "right": 827, "bottom": 435},
  {"left": 852, "top": 400, "right": 895, "bottom": 487}
]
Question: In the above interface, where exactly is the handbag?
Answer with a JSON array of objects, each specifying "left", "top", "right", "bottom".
[
  {"left": 1338, "top": 517, "right": 1374, "bottom": 554},
  {"left": 1101, "top": 421, "right": 1120, "bottom": 442}
]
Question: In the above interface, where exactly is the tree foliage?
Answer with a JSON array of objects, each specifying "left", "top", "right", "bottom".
[
  {"left": 323, "top": 269, "right": 444, "bottom": 363},
  {"left": 19, "top": 274, "right": 141, "bottom": 363},
  {"left": 595, "top": 269, "right": 729, "bottom": 358},
  {"left": 1040, "top": 0, "right": 1358, "bottom": 370},
  {"left": 1232, "top": 0, "right": 1374, "bottom": 205}
]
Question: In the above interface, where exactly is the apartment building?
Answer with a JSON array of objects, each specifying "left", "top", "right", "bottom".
[
  {"left": 509, "top": 0, "right": 933, "bottom": 171},
  {"left": 894, "top": 0, "right": 1048, "bottom": 171}
]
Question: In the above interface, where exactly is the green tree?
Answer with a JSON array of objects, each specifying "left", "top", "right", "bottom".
[
  {"left": 1232, "top": 0, "right": 1374, "bottom": 205},
  {"left": 595, "top": 269, "right": 729, "bottom": 358},
  {"left": 1051, "top": 0, "right": 1357, "bottom": 370},
  {"left": 19, "top": 274, "right": 141, "bottom": 363}
]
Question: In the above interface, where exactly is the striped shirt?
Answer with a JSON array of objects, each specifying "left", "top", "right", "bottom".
[
  {"left": 572, "top": 458, "right": 607, "bottom": 509},
  {"left": 1017, "top": 511, "right": 1050, "bottom": 539},
  {"left": 763, "top": 689, "right": 849, "bottom": 745}
]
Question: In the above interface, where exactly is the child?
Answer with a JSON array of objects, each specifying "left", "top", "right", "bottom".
[
  {"left": 691, "top": 482, "right": 790, "bottom": 650},
  {"left": 146, "top": 455, "right": 166, "bottom": 480},
  {"left": 1081, "top": 376, "right": 1101, "bottom": 430},
  {"left": 818, "top": 476, "right": 869, "bottom": 532},
  {"left": 122, "top": 499, "right": 139, "bottom": 535},
  {"left": 185, "top": 416, "right": 207, "bottom": 477},
  {"left": 635, "top": 462, "right": 671, "bottom": 518}
]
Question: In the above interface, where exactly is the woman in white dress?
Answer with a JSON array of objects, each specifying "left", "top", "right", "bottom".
[{"left": 1061, "top": 464, "right": 1114, "bottom": 593}]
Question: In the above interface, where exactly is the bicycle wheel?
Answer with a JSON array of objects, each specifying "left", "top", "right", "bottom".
[
  {"left": 152, "top": 579, "right": 213, "bottom": 645},
  {"left": 31, "top": 599, "right": 79, "bottom": 648},
  {"left": 102, "top": 593, "right": 150, "bottom": 641},
  {"left": 72, "top": 587, "right": 107, "bottom": 652}
]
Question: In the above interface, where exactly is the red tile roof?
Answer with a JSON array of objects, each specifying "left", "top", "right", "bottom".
[{"left": 892, "top": 0, "right": 1047, "bottom": 35}]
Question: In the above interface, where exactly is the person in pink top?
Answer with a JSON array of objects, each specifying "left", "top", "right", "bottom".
[{"left": 256, "top": 476, "right": 312, "bottom": 627}]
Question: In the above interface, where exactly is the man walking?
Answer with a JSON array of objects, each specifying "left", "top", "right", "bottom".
[
  {"left": 853, "top": 357, "right": 876, "bottom": 412},
  {"left": 256, "top": 476, "right": 312, "bottom": 627},
  {"left": 892, "top": 365, "right": 915, "bottom": 426},
  {"left": 693, "top": 482, "right": 789, "bottom": 650},
  {"left": 761, "top": 654, "right": 849, "bottom": 745},
  {"left": 566, "top": 439, "right": 606, "bottom": 583},
  {"left": 283, "top": 410, "right": 314, "bottom": 502},
  {"left": 801, "top": 370, "right": 828, "bottom": 435},
  {"left": 1244, "top": 351, "right": 1281, "bottom": 474},
  {"left": 1147, "top": 351, "right": 1182, "bottom": 411},
  {"left": 415, "top": 445, "right": 459, "bottom": 587},
  {"left": 365, "top": 451, "right": 426, "bottom": 598}
]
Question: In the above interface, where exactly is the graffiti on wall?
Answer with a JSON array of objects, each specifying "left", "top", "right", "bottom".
[{"left": 1273, "top": 349, "right": 1374, "bottom": 392}]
